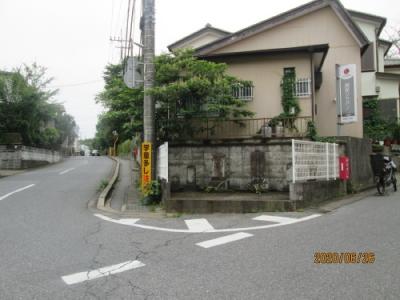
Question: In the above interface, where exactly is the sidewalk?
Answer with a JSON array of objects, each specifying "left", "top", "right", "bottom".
[
  {"left": 108, "top": 157, "right": 154, "bottom": 214},
  {"left": 0, "top": 169, "right": 25, "bottom": 178}
]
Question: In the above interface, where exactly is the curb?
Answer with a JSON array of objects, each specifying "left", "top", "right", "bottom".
[
  {"left": 317, "top": 187, "right": 377, "bottom": 213},
  {"left": 97, "top": 156, "right": 120, "bottom": 210}
]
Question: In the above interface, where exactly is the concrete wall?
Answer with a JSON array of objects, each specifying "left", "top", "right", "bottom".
[
  {"left": 336, "top": 137, "right": 374, "bottom": 192},
  {"left": 168, "top": 137, "right": 374, "bottom": 203},
  {"left": 168, "top": 140, "right": 293, "bottom": 192},
  {"left": 376, "top": 77, "right": 399, "bottom": 99},
  {"left": 0, "top": 145, "right": 62, "bottom": 169},
  {"left": 290, "top": 180, "right": 347, "bottom": 204},
  {"left": 361, "top": 72, "right": 377, "bottom": 96}
]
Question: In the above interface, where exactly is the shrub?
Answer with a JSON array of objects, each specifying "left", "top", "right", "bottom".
[
  {"left": 117, "top": 139, "right": 132, "bottom": 155},
  {"left": 140, "top": 180, "right": 161, "bottom": 205}
]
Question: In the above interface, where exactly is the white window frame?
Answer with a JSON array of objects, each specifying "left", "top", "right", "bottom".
[
  {"left": 294, "top": 78, "right": 311, "bottom": 98},
  {"left": 233, "top": 84, "right": 254, "bottom": 101}
]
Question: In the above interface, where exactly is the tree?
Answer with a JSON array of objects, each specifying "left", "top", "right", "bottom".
[
  {"left": 94, "top": 50, "right": 254, "bottom": 149},
  {"left": 385, "top": 26, "right": 400, "bottom": 58},
  {"left": 0, "top": 64, "right": 77, "bottom": 149},
  {"left": 150, "top": 49, "right": 254, "bottom": 140},
  {"left": 363, "top": 98, "right": 393, "bottom": 141},
  {"left": 95, "top": 62, "right": 143, "bottom": 149}
]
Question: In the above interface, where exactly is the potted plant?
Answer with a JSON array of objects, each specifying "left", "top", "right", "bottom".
[{"left": 269, "top": 117, "right": 283, "bottom": 137}]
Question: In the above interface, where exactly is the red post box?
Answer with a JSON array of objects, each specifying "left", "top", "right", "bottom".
[{"left": 339, "top": 156, "right": 350, "bottom": 180}]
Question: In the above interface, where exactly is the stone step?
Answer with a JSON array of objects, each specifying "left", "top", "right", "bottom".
[{"left": 165, "top": 192, "right": 303, "bottom": 214}]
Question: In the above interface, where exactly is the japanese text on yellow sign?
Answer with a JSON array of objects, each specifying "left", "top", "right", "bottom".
[{"left": 141, "top": 142, "right": 152, "bottom": 188}]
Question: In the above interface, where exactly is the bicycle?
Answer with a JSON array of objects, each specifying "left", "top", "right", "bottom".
[{"left": 374, "top": 156, "right": 397, "bottom": 195}]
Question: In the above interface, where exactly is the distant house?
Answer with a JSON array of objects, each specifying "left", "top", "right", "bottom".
[
  {"left": 349, "top": 11, "right": 400, "bottom": 122},
  {"left": 168, "top": 0, "right": 400, "bottom": 138}
]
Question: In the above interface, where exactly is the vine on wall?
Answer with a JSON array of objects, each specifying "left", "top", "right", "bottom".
[{"left": 281, "top": 71, "right": 300, "bottom": 117}]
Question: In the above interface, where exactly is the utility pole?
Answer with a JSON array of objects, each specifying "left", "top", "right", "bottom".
[{"left": 142, "top": 0, "right": 156, "bottom": 181}]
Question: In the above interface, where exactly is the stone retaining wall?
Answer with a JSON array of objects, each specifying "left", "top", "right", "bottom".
[
  {"left": 168, "top": 140, "right": 293, "bottom": 192},
  {"left": 0, "top": 145, "right": 62, "bottom": 169}
]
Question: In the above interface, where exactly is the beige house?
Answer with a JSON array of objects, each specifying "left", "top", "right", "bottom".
[{"left": 169, "top": 0, "right": 400, "bottom": 138}]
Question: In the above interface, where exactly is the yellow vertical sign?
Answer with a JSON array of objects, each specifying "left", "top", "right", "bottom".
[{"left": 141, "top": 142, "right": 152, "bottom": 189}]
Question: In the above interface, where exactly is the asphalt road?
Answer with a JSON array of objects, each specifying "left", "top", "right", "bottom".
[{"left": 0, "top": 157, "right": 399, "bottom": 299}]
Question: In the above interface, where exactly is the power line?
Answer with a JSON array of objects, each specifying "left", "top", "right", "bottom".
[
  {"left": 108, "top": 0, "right": 116, "bottom": 63},
  {"left": 128, "top": 0, "right": 136, "bottom": 56},
  {"left": 124, "top": 0, "right": 132, "bottom": 61},
  {"left": 49, "top": 80, "right": 103, "bottom": 88}
]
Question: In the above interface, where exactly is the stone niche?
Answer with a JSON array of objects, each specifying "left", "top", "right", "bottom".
[
  {"left": 250, "top": 150, "right": 265, "bottom": 179},
  {"left": 211, "top": 153, "right": 225, "bottom": 179}
]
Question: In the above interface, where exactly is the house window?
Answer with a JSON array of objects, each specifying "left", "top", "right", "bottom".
[
  {"left": 284, "top": 67, "right": 295, "bottom": 76},
  {"left": 294, "top": 78, "right": 312, "bottom": 97},
  {"left": 283, "top": 67, "right": 311, "bottom": 97},
  {"left": 232, "top": 83, "right": 254, "bottom": 101}
]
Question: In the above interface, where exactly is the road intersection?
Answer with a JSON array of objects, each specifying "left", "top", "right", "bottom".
[{"left": 0, "top": 157, "right": 399, "bottom": 299}]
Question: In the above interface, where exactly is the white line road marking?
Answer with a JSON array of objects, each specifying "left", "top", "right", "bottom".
[
  {"left": 118, "top": 218, "right": 140, "bottom": 226},
  {"left": 253, "top": 215, "right": 298, "bottom": 224},
  {"left": 59, "top": 168, "right": 75, "bottom": 175},
  {"left": 61, "top": 260, "right": 145, "bottom": 285},
  {"left": 94, "top": 213, "right": 321, "bottom": 233},
  {"left": 0, "top": 184, "right": 35, "bottom": 201},
  {"left": 185, "top": 219, "right": 215, "bottom": 232},
  {"left": 196, "top": 232, "right": 253, "bottom": 248}
]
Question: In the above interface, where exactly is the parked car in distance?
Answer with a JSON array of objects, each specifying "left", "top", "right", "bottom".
[{"left": 91, "top": 149, "right": 100, "bottom": 156}]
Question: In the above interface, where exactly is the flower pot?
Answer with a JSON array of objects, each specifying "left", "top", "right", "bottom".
[
  {"left": 274, "top": 125, "right": 284, "bottom": 138},
  {"left": 261, "top": 125, "right": 272, "bottom": 138}
]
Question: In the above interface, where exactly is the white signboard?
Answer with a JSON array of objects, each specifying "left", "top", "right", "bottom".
[{"left": 336, "top": 64, "right": 357, "bottom": 124}]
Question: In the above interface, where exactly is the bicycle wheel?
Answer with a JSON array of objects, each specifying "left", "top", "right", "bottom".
[
  {"left": 376, "top": 177, "right": 385, "bottom": 195},
  {"left": 393, "top": 175, "right": 397, "bottom": 192}
]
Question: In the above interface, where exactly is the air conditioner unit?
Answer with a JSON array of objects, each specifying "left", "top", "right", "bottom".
[{"left": 375, "top": 86, "right": 381, "bottom": 93}]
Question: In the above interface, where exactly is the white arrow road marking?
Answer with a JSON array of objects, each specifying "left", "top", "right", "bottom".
[
  {"left": 196, "top": 232, "right": 253, "bottom": 248},
  {"left": 59, "top": 168, "right": 75, "bottom": 175},
  {"left": 61, "top": 260, "right": 145, "bottom": 285},
  {"left": 117, "top": 218, "right": 140, "bottom": 226},
  {"left": 95, "top": 214, "right": 140, "bottom": 225},
  {"left": 185, "top": 219, "right": 215, "bottom": 232},
  {"left": 253, "top": 215, "right": 298, "bottom": 224},
  {"left": 94, "top": 213, "right": 321, "bottom": 233},
  {"left": 0, "top": 184, "right": 35, "bottom": 201}
]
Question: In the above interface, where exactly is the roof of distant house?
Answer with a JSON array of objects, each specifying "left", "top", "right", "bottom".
[
  {"left": 385, "top": 58, "right": 400, "bottom": 67},
  {"left": 347, "top": 9, "right": 386, "bottom": 36},
  {"left": 167, "top": 24, "right": 231, "bottom": 51}
]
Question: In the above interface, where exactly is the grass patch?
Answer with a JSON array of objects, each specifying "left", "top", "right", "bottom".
[{"left": 98, "top": 179, "right": 109, "bottom": 192}]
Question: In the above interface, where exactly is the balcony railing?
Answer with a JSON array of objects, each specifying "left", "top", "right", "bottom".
[{"left": 164, "top": 116, "right": 312, "bottom": 141}]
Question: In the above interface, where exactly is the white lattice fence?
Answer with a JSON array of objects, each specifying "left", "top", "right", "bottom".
[
  {"left": 292, "top": 139, "right": 339, "bottom": 183},
  {"left": 157, "top": 142, "right": 168, "bottom": 182}
]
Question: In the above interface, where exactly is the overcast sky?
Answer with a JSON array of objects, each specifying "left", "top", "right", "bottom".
[{"left": 1, "top": 0, "right": 399, "bottom": 138}]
